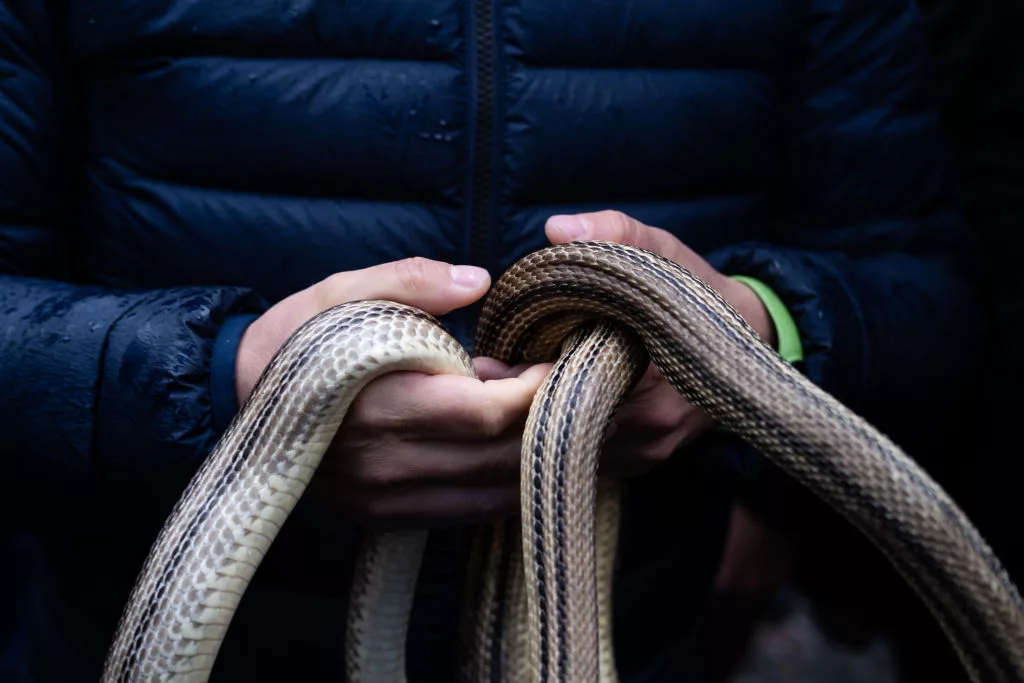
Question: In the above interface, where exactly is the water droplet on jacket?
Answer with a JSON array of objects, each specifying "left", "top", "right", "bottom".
[
  {"left": 433, "top": 133, "right": 443, "bottom": 141},
  {"left": 418, "top": 132, "right": 430, "bottom": 140},
  {"left": 429, "top": 19, "right": 441, "bottom": 27},
  {"left": 249, "top": 73, "right": 256, "bottom": 83},
  {"left": 88, "top": 17, "right": 96, "bottom": 25},
  {"left": 439, "top": 119, "right": 447, "bottom": 126},
  {"left": 409, "top": 108, "right": 417, "bottom": 116}
]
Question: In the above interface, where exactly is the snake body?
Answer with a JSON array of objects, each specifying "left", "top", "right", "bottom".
[{"left": 103, "top": 242, "right": 1024, "bottom": 683}]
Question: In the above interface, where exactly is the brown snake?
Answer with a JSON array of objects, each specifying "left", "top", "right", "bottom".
[{"left": 103, "top": 241, "right": 1024, "bottom": 682}]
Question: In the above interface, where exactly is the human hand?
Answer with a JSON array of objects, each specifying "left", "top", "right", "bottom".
[
  {"left": 320, "top": 356, "right": 551, "bottom": 528},
  {"left": 234, "top": 258, "right": 552, "bottom": 528},
  {"left": 545, "top": 210, "right": 777, "bottom": 475}
]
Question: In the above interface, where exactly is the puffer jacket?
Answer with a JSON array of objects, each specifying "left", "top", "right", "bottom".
[{"left": 0, "top": 0, "right": 979, "bottom": 681}]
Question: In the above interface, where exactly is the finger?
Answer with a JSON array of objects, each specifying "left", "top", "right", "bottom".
[
  {"left": 345, "top": 363, "right": 553, "bottom": 439},
  {"left": 602, "top": 407, "right": 716, "bottom": 477},
  {"left": 316, "top": 257, "right": 491, "bottom": 316},
  {"left": 631, "top": 362, "right": 665, "bottom": 393},
  {"left": 325, "top": 436, "right": 523, "bottom": 491},
  {"left": 338, "top": 485, "right": 520, "bottom": 530},
  {"left": 545, "top": 210, "right": 666, "bottom": 252},
  {"left": 474, "top": 358, "right": 550, "bottom": 381},
  {"left": 600, "top": 422, "right": 694, "bottom": 477},
  {"left": 473, "top": 357, "right": 513, "bottom": 380},
  {"left": 615, "top": 381, "right": 698, "bottom": 435},
  {"left": 545, "top": 211, "right": 718, "bottom": 281}
]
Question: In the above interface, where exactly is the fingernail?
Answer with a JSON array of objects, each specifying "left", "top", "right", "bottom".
[
  {"left": 450, "top": 264, "right": 489, "bottom": 288},
  {"left": 548, "top": 215, "right": 588, "bottom": 240}
]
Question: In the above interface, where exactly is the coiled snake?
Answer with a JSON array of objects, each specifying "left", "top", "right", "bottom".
[{"left": 103, "top": 242, "right": 1024, "bottom": 682}]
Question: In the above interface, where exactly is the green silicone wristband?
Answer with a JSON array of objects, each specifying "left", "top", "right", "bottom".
[{"left": 729, "top": 275, "right": 804, "bottom": 364}]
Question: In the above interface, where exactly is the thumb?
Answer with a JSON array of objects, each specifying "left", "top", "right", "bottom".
[
  {"left": 545, "top": 210, "right": 723, "bottom": 284},
  {"left": 318, "top": 257, "right": 490, "bottom": 316},
  {"left": 545, "top": 210, "right": 691, "bottom": 264}
]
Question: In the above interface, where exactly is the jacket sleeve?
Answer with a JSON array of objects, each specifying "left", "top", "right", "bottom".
[
  {"left": 0, "top": 0, "right": 266, "bottom": 528},
  {"left": 704, "top": 0, "right": 982, "bottom": 525}
]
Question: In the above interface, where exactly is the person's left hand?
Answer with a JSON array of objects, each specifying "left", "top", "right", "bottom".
[{"left": 531, "top": 210, "right": 777, "bottom": 476}]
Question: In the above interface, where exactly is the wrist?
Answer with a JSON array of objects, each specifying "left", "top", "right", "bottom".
[
  {"left": 211, "top": 313, "right": 260, "bottom": 433},
  {"left": 234, "top": 331, "right": 260, "bottom": 406},
  {"left": 234, "top": 317, "right": 275, "bottom": 406}
]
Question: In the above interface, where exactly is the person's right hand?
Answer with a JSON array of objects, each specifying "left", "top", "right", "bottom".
[{"left": 234, "top": 258, "right": 552, "bottom": 529}]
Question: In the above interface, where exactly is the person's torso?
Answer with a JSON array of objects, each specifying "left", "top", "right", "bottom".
[
  {"left": 73, "top": 0, "right": 798, "bottom": 340},
  {"left": 40, "top": 2, "right": 802, "bottom": 680}
]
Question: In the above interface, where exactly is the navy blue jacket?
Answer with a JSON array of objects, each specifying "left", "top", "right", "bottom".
[{"left": 0, "top": 0, "right": 979, "bottom": 680}]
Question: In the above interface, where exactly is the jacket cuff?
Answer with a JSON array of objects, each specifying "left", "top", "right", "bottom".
[
  {"left": 211, "top": 314, "right": 260, "bottom": 436},
  {"left": 95, "top": 288, "right": 264, "bottom": 508}
]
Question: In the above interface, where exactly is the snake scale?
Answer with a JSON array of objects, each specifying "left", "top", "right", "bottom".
[{"left": 103, "top": 241, "right": 1024, "bottom": 683}]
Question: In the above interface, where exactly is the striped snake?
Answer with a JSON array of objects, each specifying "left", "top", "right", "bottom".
[{"left": 103, "top": 241, "right": 1024, "bottom": 683}]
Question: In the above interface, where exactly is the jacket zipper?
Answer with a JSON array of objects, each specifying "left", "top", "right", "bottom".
[{"left": 465, "top": 0, "right": 496, "bottom": 351}]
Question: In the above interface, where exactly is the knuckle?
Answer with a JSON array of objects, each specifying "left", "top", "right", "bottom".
[
  {"left": 473, "top": 399, "right": 510, "bottom": 438},
  {"left": 599, "top": 210, "right": 632, "bottom": 241},
  {"left": 648, "top": 406, "right": 684, "bottom": 432},
  {"left": 316, "top": 272, "right": 349, "bottom": 306},
  {"left": 394, "top": 257, "right": 436, "bottom": 295},
  {"left": 446, "top": 392, "right": 506, "bottom": 438},
  {"left": 351, "top": 401, "right": 397, "bottom": 432}
]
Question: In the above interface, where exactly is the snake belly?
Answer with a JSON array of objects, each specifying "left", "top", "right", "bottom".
[{"left": 103, "top": 241, "right": 1024, "bottom": 683}]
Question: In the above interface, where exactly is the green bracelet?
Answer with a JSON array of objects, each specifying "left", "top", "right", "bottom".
[{"left": 729, "top": 275, "right": 804, "bottom": 364}]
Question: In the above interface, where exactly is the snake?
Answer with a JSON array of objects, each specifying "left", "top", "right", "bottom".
[{"left": 102, "top": 241, "right": 1024, "bottom": 683}]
